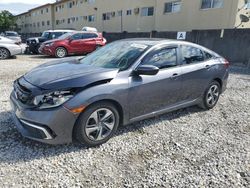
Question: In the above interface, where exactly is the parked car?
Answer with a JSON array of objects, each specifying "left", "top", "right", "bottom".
[
  {"left": 26, "top": 30, "right": 75, "bottom": 54},
  {"left": 10, "top": 39, "right": 229, "bottom": 146},
  {"left": 82, "top": 27, "right": 98, "bottom": 32},
  {"left": 39, "top": 31, "right": 107, "bottom": 58},
  {"left": 1, "top": 31, "right": 22, "bottom": 43},
  {"left": 0, "top": 36, "right": 22, "bottom": 59}
]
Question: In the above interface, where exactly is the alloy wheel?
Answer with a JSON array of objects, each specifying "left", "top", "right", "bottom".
[
  {"left": 56, "top": 48, "right": 66, "bottom": 58},
  {"left": 0, "top": 48, "right": 9, "bottom": 59},
  {"left": 206, "top": 85, "right": 219, "bottom": 107},
  {"left": 85, "top": 108, "right": 115, "bottom": 141}
]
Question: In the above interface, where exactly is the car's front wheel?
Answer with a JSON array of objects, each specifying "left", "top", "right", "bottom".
[
  {"left": 74, "top": 102, "right": 120, "bottom": 147},
  {"left": 55, "top": 47, "right": 67, "bottom": 58},
  {"left": 0, "top": 47, "right": 10, "bottom": 60},
  {"left": 201, "top": 81, "right": 221, "bottom": 110}
]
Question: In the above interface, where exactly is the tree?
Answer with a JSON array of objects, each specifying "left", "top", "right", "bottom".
[{"left": 0, "top": 10, "right": 16, "bottom": 32}]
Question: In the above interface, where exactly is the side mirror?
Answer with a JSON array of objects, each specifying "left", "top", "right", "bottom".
[{"left": 135, "top": 65, "right": 159, "bottom": 76}]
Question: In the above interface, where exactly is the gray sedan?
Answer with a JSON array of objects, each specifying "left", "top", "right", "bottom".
[{"left": 10, "top": 39, "right": 229, "bottom": 147}]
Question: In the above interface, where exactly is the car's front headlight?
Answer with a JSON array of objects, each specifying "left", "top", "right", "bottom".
[
  {"left": 33, "top": 90, "right": 74, "bottom": 109},
  {"left": 45, "top": 42, "right": 54, "bottom": 47}
]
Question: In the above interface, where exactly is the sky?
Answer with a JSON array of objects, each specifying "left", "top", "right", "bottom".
[{"left": 0, "top": 0, "right": 56, "bottom": 15}]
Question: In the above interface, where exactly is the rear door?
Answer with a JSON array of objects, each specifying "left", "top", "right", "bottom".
[
  {"left": 69, "top": 33, "right": 84, "bottom": 53},
  {"left": 79, "top": 33, "right": 98, "bottom": 53},
  {"left": 179, "top": 45, "right": 215, "bottom": 101}
]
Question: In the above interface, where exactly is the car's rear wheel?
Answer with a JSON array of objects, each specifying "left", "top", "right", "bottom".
[
  {"left": 0, "top": 48, "right": 10, "bottom": 60},
  {"left": 55, "top": 47, "right": 67, "bottom": 58},
  {"left": 74, "top": 102, "right": 120, "bottom": 147},
  {"left": 200, "top": 81, "right": 221, "bottom": 110}
]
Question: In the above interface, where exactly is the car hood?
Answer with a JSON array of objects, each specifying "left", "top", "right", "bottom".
[{"left": 23, "top": 58, "right": 119, "bottom": 90}]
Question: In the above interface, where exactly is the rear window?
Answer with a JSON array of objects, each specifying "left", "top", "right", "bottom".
[{"left": 6, "top": 32, "right": 18, "bottom": 36}]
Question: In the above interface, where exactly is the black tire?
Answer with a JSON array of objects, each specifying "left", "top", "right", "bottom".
[
  {"left": 74, "top": 102, "right": 120, "bottom": 147},
  {"left": 55, "top": 47, "right": 67, "bottom": 58},
  {"left": 0, "top": 47, "right": 10, "bottom": 60},
  {"left": 200, "top": 81, "right": 221, "bottom": 110}
]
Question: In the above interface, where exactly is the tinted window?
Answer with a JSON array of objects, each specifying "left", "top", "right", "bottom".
[
  {"left": 51, "top": 32, "right": 64, "bottom": 39},
  {"left": 142, "top": 48, "right": 177, "bottom": 69},
  {"left": 181, "top": 46, "right": 204, "bottom": 64},
  {"left": 82, "top": 33, "right": 98, "bottom": 39},
  {"left": 204, "top": 51, "right": 213, "bottom": 60},
  {"left": 71, "top": 33, "right": 82, "bottom": 40}
]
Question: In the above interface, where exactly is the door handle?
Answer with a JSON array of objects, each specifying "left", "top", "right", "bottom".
[
  {"left": 171, "top": 73, "right": 179, "bottom": 79},
  {"left": 205, "top": 65, "right": 211, "bottom": 69}
]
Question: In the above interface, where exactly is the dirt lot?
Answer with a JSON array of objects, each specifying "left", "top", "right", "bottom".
[{"left": 0, "top": 54, "right": 249, "bottom": 187}]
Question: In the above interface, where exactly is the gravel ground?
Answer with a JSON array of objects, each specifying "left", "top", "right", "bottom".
[{"left": 0, "top": 54, "right": 249, "bottom": 187}]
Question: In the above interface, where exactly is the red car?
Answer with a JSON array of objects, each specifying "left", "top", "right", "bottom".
[{"left": 39, "top": 31, "right": 107, "bottom": 58}]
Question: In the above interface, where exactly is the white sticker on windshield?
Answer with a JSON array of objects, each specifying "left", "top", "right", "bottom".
[{"left": 131, "top": 43, "right": 148, "bottom": 49}]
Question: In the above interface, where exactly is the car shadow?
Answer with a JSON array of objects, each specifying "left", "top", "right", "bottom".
[{"left": 0, "top": 106, "right": 203, "bottom": 164}]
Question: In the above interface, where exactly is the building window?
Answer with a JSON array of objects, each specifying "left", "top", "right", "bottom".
[
  {"left": 41, "top": 9, "right": 44, "bottom": 14},
  {"left": 46, "top": 8, "right": 49, "bottom": 13},
  {"left": 68, "top": 2, "right": 73, "bottom": 8},
  {"left": 103, "top": 12, "right": 111, "bottom": 20},
  {"left": 47, "top": 20, "right": 50, "bottom": 25},
  {"left": 164, "top": 1, "right": 181, "bottom": 13},
  {"left": 126, "top": 9, "right": 132, "bottom": 15},
  {"left": 88, "top": 0, "right": 95, "bottom": 4},
  {"left": 88, "top": 15, "right": 95, "bottom": 22},
  {"left": 37, "top": 22, "right": 40, "bottom": 27},
  {"left": 42, "top": 21, "right": 45, "bottom": 26},
  {"left": 141, "top": 7, "right": 154, "bottom": 16},
  {"left": 201, "top": 0, "right": 223, "bottom": 9},
  {"left": 117, "top": 10, "right": 122, "bottom": 16}
]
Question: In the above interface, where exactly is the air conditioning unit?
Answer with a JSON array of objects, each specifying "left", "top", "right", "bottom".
[{"left": 134, "top": 8, "right": 140, "bottom": 14}]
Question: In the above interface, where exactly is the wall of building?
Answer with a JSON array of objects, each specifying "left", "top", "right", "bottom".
[
  {"left": 15, "top": 0, "right": 250, "bottom": 34},
  {"left": 235, "top": 0, "right": 250, "bottom": 28}
]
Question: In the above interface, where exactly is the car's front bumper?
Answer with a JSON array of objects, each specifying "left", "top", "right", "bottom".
[
  {"left": 10, "top": 91, "right": 78, "bottom": 145},
  {"left": 9, "top": 44, "right": 22, "bottom": 56},
  {"left": 38, "top": 45, "right": 54, "bottom": 56}
]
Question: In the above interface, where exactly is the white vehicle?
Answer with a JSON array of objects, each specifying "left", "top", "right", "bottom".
[
  {"left": 82, "top": 27, "right": 98, "bottom": 32},
  {"left": 2, "top": 31, "right": 22, "bottom": 43},
  {"left": 0, "top": 36, "right": 22, "bottom": 59}
]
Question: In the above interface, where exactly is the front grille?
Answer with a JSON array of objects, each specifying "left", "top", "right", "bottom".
[{"left": 14, "top": 81, "right": 32, "bottom": 104}]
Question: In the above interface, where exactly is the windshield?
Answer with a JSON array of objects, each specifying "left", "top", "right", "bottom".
[
  {"left": 6, "top": 32, "right": 18, "bottom": 37},
  {"left": 79, "top": 41, "right": 149, "bottom": 71},
  {"left": 41, "top": 32, "right": 50, "bottom": 38},
  {"left": 58, "top": 32, "right": 73, "bottom": 40}
]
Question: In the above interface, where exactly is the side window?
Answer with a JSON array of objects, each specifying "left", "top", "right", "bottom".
[
  {"left": 204, "top": 51, "right": 213, "bottom": 60},
  {"left": 82, "top": 33, "right": 98, "bottom": 39},
  {"left": 142, "top": 48, "right": 177, "bottom": 69},
  {"left": 51, "top": 32, "right": 63, "bottom": 39},
  {"left": 181, "top": 45, "right": 204, "bottom": 64},
  {"left": 71, "top": 33, "right": 82, "bottom": 40}
]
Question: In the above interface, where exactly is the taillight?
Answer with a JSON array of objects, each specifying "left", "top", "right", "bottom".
[{"left": 223, "top": 59, "right": 230, "bottom": 68}]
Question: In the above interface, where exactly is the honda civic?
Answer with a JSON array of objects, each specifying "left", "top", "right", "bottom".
[{"left": 10, "top": 39, "right": 229, "bottom": 147}]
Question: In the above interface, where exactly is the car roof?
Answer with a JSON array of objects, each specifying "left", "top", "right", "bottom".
[
  {"left": 44, "top": 30, "right": 76, "bottom": 33},
  {"left": 118, "top": 38, "right": 218, "bottom": 55}
]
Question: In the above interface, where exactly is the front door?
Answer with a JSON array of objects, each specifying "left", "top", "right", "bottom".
[{"left": 128, "top": 46, "right": 182, "bottom": 119}]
